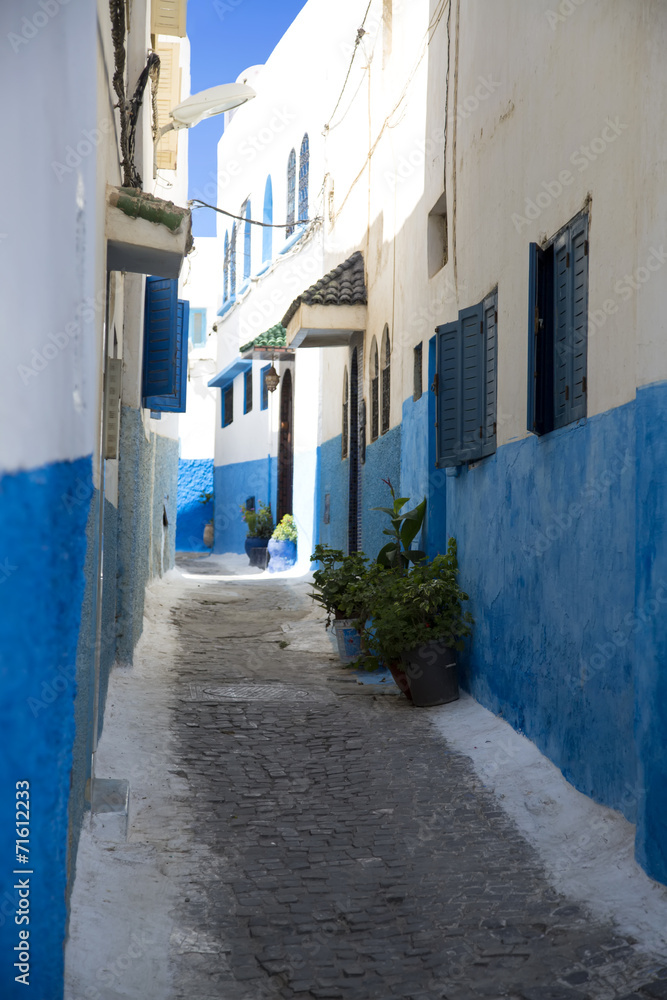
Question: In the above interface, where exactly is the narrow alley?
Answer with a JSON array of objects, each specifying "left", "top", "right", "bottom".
[{"left": 65, "top": 559, "right": 667, "bottom": 1000}]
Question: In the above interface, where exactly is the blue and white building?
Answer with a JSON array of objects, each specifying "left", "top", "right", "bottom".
[
  {"left": 1, "top": 1, "right": 192, "bottom": 993},
  {"left": 210, "top": 0, "right": 667, "bottom": 886}
]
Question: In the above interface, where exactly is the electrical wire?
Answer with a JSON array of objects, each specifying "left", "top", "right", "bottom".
[
  {"left": 189, "top": 199, "right": 319, "bottom": 229},
  {"left": 323, "top": 0, "right": 374, "bottom": 132}
]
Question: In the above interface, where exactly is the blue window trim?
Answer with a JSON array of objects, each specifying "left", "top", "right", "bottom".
[
  {"left": 260, "top": 364, "right": 271, "bottom": 410},
  {"left": 223, "top": 231, "right": 229, "bottom": 303},
  {"left": 279, "top": 225, "right": 307, "bottom": 255},
  {"left": 262, "top": 176, "right": 273, "bottom": 263},
  {"left": 230, "top": 222, "right": 237, "bottom": 298},
  {"left": 298, "top": 133, "right": 309, "bottom": 222},
  {"left": 286, "top": 149, "right": 296, "bottom": 237},
  {"left": 208, "top": 357, "right": 252, "bottom": 390},
  {"left": 189, "top": 307, "right": 207, "bottom": 347},
  {"left": 243, "top": 200, "right": 252, "bottom": 280}
]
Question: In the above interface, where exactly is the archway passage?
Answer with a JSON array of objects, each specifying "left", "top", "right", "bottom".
[
  {"left": 277, "top": 368, "right": 293, "bottom": 524},
  {"left": 348, "top": 348, "right": 360, "bottom": 552}
]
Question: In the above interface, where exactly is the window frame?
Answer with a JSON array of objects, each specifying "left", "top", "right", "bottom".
[
  {"left": 286, "top": 149, "right": 296, "bottom": 238},
  {"left": 413, "top": 342, "right": 423, "bottom": 401},
  {"left": 243, "top": 368, "right": 253, "bottom": 414},
  {"left": 528, "top": 210, "right": 589, "bottom": 436},
  {"left": 298, "top": 134, "right": 309, "bottom": 223},
  {"left": 342, "top": 366, "right": 349, "bottom": 459},
  {"left": 260, "top": 365, "right": 271, "bottom": 410},
  {"left": 370, "top": 338, "right": 379, "bottom": 441},
  {"left": 381, "top": 325, "right": 391, "bottom": 435},
  {"left": 223, "top": 384, "right": 234, "bottom": 427}
]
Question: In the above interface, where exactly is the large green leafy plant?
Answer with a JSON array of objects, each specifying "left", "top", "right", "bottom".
[
  {"left": 359, "top": 539, "right": 473, "bottom": 670},
  {"left": 374, "top": 478, "right": 426, "bottom": 572},
  {"left": 309, "top": 545, "right": 370, "bottom": 628}
]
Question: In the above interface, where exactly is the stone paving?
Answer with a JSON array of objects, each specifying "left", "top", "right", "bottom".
[{"left": 167, "top": 555, "right": 667, "bottom": 1000}]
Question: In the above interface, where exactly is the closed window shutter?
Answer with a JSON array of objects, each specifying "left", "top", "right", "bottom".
[
  {"left": 155, "top": 41, "right": 181, "bottom": 171},
  {"left": 143, "top": 278, "right": 189, "bottom": 412},
  {"left": 570, "top": 215, "right": 588, "bottom": 422},
  {"left": 481, "top": 290, "right": 498, "bottom": 458},
  {"left": 553, "top": 231, "right": 570, "bottom": 429},
  {"left": 436, "top": 321, "right": 461, "bottom": 466},
  {"left": 151, "top": 0, "right": 186, "bottom": 37},
  {"left": 459, "top": 303, "right": 484, "bottom": 460},
  {"left": 143, "top": 276, "right": 178, "bottom": 398}
]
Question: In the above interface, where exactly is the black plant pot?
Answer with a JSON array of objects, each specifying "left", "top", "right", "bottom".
[
  {"left": 245, "top": 537, "right": 270, "bottom": 569},
  {"left": 400, "top": 640, "right": 459, "bottom": 707}
]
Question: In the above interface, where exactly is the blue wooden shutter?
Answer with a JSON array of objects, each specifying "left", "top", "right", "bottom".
[
  {"left": 552, "top": 230, "right": 570, "bottom": 429},
  {"left": 527, "top": 243, "right": 541, "bottom": 433},
  {"left": 143, "top": 276, "right": 178, "bottom": 398},
  {"left": 569, "top": 214, "right": 588, "bottom": 422},
  {"left": 436, "top": 321, "right": 461, "bottom": 466},
  {"left": 144, "top": 292, "right": 189, "bottom": 413},
  {"left": 459, "top": 302, "right": 484, "bottom": 460},
  {"left": 481, "top": 290, "right": 497, "bottom": 458}
]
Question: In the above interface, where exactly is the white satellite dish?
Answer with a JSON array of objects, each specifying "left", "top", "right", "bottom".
[{"left": 169, "top": 83, "right": 256, "bottom": 130}]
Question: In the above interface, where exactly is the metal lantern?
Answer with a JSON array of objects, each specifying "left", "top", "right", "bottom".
[{"left": 264, "top": 365, "right": 280, "bottom": 393}]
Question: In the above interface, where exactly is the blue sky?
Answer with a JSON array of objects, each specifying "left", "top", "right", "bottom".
[{"left": 187, "top": 0, "right": 308, "bottom": 237}]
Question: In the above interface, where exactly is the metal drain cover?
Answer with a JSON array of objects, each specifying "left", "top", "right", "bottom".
[{"left": 185, "top": 682, "right": 333, "bottom": 703}]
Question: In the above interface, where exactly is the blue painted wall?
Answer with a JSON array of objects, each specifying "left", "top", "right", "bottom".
[
  {"left": 176, "top": 458, "right": 214, "bottom": 551},
  {"left": 214, "top": 455, "right": 277, "bottom": 554},
  {"left": 441, "top": 403, "right": 638, "bottom": 821},
  {"left": 0, "top": 456, "right": 92, "bottom": 999},
  {"left": 634, "top": 381, "right": 667, "bottom": 883},
  {"left": 316, "top": 434, "right": 349, "bottom": 553},
  {"left": 361, "top": 426, "right": 402, "bottom": 560},
  {"left": 116, "top": 406, "right": 178, "bottom": 664}
]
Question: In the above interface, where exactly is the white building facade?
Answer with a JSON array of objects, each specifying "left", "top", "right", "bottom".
[{"left": 209, "top": 0, "right": 667, "bottom": 888}]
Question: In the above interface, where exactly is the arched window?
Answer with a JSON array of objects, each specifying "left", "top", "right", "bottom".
[
  {"left": 223, "top": 230, "right": 229, "bottom": 303},
  {"left": 230, "top": 223, "right": 237, "bottom": 299},
  {"left": 342, "top": 366, "right": 349, "bottom": 459},
  {"left": 286, "top": 148, "right": 296, "bottom": 237},
  {"left": 242, "top": 200, "right": 251, "bottom": 280},
  {"left": 381, "top": 325, "right": 391, "bottom": 434},
  {"left": 370, "top": 337, "right": 379, "bottom": 441},
  {"left": 262, "top": 175, "right": 273, "bottom": 262},
  {"left": 298, "top": 133, "right": 309, "bottom": 223}
]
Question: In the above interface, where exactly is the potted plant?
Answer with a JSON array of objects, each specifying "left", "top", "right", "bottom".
[
  {"left": 358, "top": 540, "right": 473, "bottom": 706},
  {"left": 267, "top": 514, "right": 298, "bottom": 572},
  {"left": 309, "top": 545, "right": 370, "bottom": 662},
  {"left": 241, "top": 501, "right": 274, "bottom": 568}
]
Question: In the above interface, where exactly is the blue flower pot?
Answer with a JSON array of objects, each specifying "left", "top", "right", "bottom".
[{"left": 267, "top": 538, "right": 297, "bottom": 573}]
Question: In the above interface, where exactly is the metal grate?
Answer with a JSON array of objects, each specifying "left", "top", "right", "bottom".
[
  {"left": 342, "top": 366, "right": 349, "bottom": 459},
  {"left": 298, "top": 134, "right": 309, "bottom": 222},
  {"left": 223, "top": 386, "right": 233, "bottom": 427},
  {"left": 381, "top": 326, "right": 391, "bottom": 434}
]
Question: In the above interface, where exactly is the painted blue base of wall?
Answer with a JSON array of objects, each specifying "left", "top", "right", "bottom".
[
  {"left": 634, "top": 382, "right": 667, "bottom": 883},
  {"left": 176, "top": 459, "right": 214, "bottom": 552},
  {"left": 315, "top": 428, "right": 401, "bottom": 559},
  {"left": 214, "top": 455, "right": 277, "bottom": 554},
  {"left": 116, "top": 406, "right": 178, "bottom": 664},
  {"left": 0, "top": 455, "right": 92, "bottom": 999}
]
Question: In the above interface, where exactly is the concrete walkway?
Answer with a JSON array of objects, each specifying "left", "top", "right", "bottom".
[{"left": 65, "top": 555, "right": 667, "bottom": 1000}]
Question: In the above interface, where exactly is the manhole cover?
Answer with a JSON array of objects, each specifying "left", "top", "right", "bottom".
[{"left": 184, "top": 683, "right": 333, "bottom": 703}]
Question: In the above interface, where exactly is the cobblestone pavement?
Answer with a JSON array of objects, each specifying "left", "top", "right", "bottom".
[{"left": 166, "top": 556, "right": 667, "bottom": 1000}]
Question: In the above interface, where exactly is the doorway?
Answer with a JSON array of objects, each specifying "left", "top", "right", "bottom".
[
  {"left": 348, "top": 348, "right": 361, "bottom": 552},
  {"left": 277, "top": 368, "right": 293, "bottom": 523}
]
